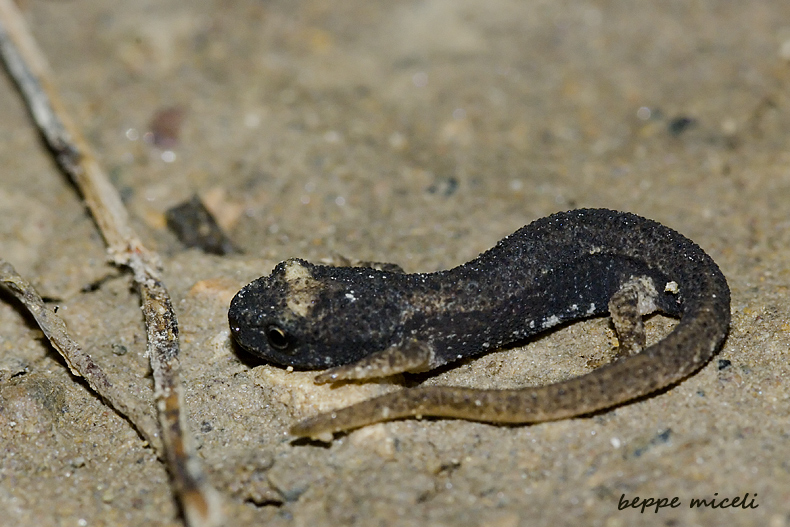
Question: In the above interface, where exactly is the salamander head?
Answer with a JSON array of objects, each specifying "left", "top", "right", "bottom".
[{"left": 228, "top": 259, "right": 404, "bottom": 369}]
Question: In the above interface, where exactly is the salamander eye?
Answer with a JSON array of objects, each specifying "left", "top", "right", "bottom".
[{"left": 266, "top": 325, "right": 292, "bottom": 351}]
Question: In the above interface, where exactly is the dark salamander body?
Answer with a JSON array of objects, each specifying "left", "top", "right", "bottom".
[{"left": 228, "top": 209, "right": 730, "bottom": 438}]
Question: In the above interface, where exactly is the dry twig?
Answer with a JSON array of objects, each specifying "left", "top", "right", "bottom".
[
  {"left": 0, "top": 259, "right": 162, "bottom": 451},
  {"left": 0, "top": 1, "right": 223, "bottom": 525}
]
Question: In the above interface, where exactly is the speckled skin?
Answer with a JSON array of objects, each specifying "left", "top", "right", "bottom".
[{"left": 228, "top": 209, "right": 730, "bottom": 438}]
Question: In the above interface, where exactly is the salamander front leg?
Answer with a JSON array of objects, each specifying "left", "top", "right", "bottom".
[{"left": 314, "top": 341, "right": 433, "bottom": 384}]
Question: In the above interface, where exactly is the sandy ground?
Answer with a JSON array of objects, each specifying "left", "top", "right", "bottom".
[{"left": 2, "top": 1, "right": 790, "bottom": 526}]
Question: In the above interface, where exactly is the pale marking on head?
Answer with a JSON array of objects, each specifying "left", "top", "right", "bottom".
[
  {"left": 282, "top": 259, "right": 321, "bottom": 317},
  {"left": 664, "top": 281, "right": 679, "bottom": 294}
]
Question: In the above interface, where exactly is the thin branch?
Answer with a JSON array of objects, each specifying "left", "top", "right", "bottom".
[
  {"left": 0, "top": 259, "right": 163, "bottom": 452},
  {"left": 0, "top": 1, "right": 223, "bottom": 526}
]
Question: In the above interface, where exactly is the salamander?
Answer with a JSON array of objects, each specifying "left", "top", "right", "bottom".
[{"left": 228, "top": 209, "right": 731, "bottom": 440}]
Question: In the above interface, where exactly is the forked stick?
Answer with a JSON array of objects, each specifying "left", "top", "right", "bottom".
[
  {"left": 0, "top": 1, "right": 222, "bottom": 525},
  {"left": 0, "top": 260, "right": 162, "bottom": 450}
]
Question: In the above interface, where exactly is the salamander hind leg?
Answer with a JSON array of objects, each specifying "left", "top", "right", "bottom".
[
  {"left": 607, "top": 276, "right": 662, "bottom": 359},
  {"left": 314, "top": 341, "right": 433, "bottom": 384}
]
